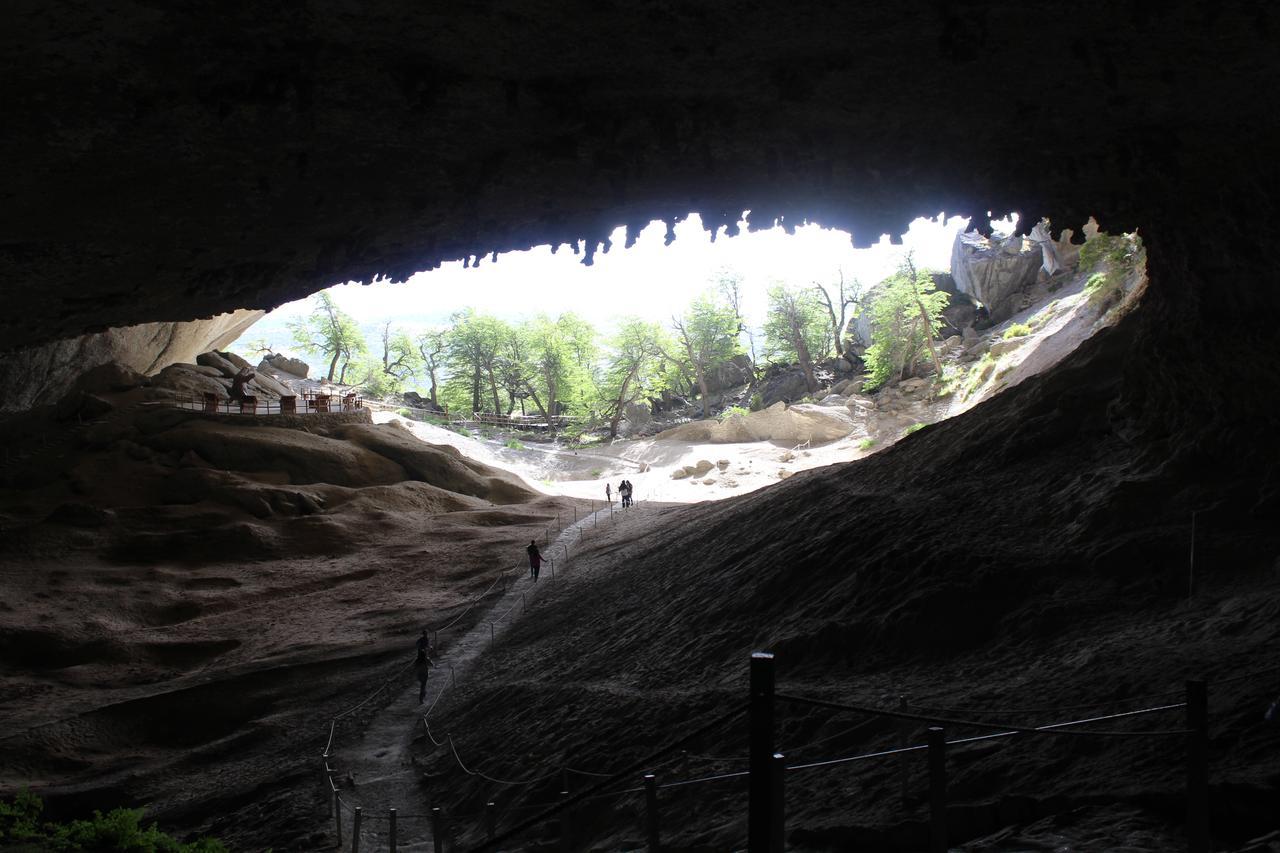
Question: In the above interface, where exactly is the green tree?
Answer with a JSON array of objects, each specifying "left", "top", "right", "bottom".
[
  {"left": 378, "top": 321, "right": 420, "bottom": 382},
  {"left": 445, "top": 310, "right": 509, "bottom": 414},
  {"left": 671, "top": 290, "right": 740, "bottom": 417},
  {"left": 415, "top": 328, "right": 448, "bottom": 408},
  {"left": 762, "top": 282, "right": 828, "bottom": 392},
  {"left": 599, "top": 318, "right": 666, "bottom": 437},
  {"left": 288, "top": 292, "right": 366, "bottom": 381},
  {"left": 518, "top": 313, "right": 598, "bottom": 431},
  {"left": 812, "top": 268, "right": 861, "bottom": 358},
  {"left": 862, "top": 261, "right": 950, "bottom": 391}
]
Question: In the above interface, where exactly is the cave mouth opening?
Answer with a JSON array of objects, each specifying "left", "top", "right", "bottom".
[{"left": 227, "top": 209, "right": 1147, "bottom": 503}]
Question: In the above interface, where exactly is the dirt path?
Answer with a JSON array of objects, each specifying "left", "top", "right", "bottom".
[{"left": 328, "top": 500, "right": 646, "bottom": 851}]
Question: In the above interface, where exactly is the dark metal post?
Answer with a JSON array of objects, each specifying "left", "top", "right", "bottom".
[
  {"left": 644, "top": 774, "right": 661, "bottom": 852},
  {"left": 486, "top": 801, "right": 496, "bottom": 841},
  {"left": 560, "top": 789, "right": 572, "bottom": 851},
  {"left": 1187, "top": 680, "right": 1210, "bottom": 853},
  {"left": 388, "top": 808, "right": 397, "bottom": 853},
  {"left": 928, "top": 726, "right": 947, "bottom": 853},
  {"left": 432, "top": 807, "right": 444, "bottom": 853},
  {"left": 351, "top": 807, "right": 362, "bottom": 853},
  {"left": 748, "top": 651, "right": 776, "bottom": 853},
  {"left": 770, "top": 753, "right": 786, "bottom": 853},
  {"left": 334, "top": 789, "right": 343, "bottom": 844},
  {"left": 898, "top": 695, "right": 911, "bottom": 803}
]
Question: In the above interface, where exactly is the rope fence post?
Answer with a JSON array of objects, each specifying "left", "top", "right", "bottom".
[
  {"left": 560, "top": 788, "right": 573, "bottom": 851},
  {"left": 388, "top": 807, "right": 397, "bottom": 853},
  {"left": 643, "top": 774, "right": 661, "bottom": 852},
  {"left": 1186, "top": 679, "right": 1210, "bottom": 853},
  {"left": 351, "top": 807, "right": 362, "bottom": 853},
  {"left": 486, "top": 801, "right": 497, "bottom": 841},
  {"left": 334, "top": 788, "right": 343, "bottom": 844},
  {"left": 748, "top": 651, "right": 776, "bottom": 853},
  {"left": 432, "top": 807, "right": 444, "bottom": 853},
  {"left": 450, "top": 664, "right": 456, "bottom": 689},
  {"left": 770, "top": 752, "right": 786, "bottom": 853},
  {"left": 490, "top": 622, "right": 495, "bottom": 646},
  {"left": 898, "top": 695, "right": 911, "bottom": 803},
  {"left": 928, "top": 726, "right": 947, "bottom": 853}
]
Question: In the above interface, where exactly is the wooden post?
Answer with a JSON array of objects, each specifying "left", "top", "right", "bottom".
[
  {"left": 560, "top": 789, "right": 573, "bottom": 851},
  {"left": 432, "top": 807, "right": 444, "bottom": 853},
  {"left": 388, "top": 808, "right": 397, "bottom": 853},
  {"left": 351, "top": 807, "right": 362, "bottom": 853},
  {"left": 928, "top": 727, "right": 947, "bottom": 853},
  {"left": 489, "top": 622, "right": 495, "bottom": 646},
  {"left": 334, "top": 789, "right": 343, "bottom": 844},
  {"left": 449, "top": 664, "right": 456, "bottom": 689},
  {"left": 522, "top": 592, "right": 527, "bottom": 612},
  {"left": 486, "top": 801, "right": 497, "bottom": 841},
  {"left": 644, "top": 774, "right": 661, "bottom": 852},
  {"left": 748, "top": 651, "right": 776, "bottom": 853},
  {"left": 1187, "top": 679, "right": 1210, "bottom": 853},
  {"left": 898, "top": 695, "right": 911, "bottom": 804},
  {"left": 770, "top": 753, "right": 786, "bottom": 853}
]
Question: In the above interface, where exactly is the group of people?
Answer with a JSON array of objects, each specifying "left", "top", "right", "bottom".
[{"left": 606, "top": 479, "right": 634, "bottom": 508}]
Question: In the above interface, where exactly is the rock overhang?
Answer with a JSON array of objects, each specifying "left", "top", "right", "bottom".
[{"left": 4, "top": 2, "right": 1275, "bottom": 353}]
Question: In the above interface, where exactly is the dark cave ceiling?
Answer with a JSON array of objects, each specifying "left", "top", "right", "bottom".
[{"left": 1, "top": 2, "right": 1276, "bottom": 351}]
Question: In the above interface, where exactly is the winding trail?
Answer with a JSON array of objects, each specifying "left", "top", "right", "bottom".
[{"left": 328, "top": 501, "right": 643, "bottom": 851}]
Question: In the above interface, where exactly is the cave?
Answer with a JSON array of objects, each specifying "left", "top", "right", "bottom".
[{"left": 2, "top": 4, "right": 1278, "bottom": 852}]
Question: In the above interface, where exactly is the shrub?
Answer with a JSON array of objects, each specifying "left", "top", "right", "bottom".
[
  {"left": 718, "top": 405, "right": 749, "bottom": 422},
  {"left": 1079, "top": 232, "right": 1145, "bottom": 311},
  {"left": 504, "top": 438, "right": 524, "bottom": 450},
  {"left": 857, "top": 438, "right": 877, "bottom": 451},
  {"left": 453, "top": 426, "right": 472, "bottom": 437},
  {"left": 590, "top": 467, "right": 603, "bottom": 479},
  {"left": 749, "top": 392, "right": 764, "bottom": 412},
  {"left": 0, "top": 788, "right": 226, "bottom": 852},
  {"left": 396, "top": 407, "right": 412, "bottom": 418},
  {"left": 904, "top": 422, "right": 927, "bottom": 436},
  {"left": 1002, "top": 323, "right": 1032, "bottom": 339}
]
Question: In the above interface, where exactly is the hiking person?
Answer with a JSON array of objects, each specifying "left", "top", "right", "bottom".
[
  {"left": 605, "top": 482, "right": 612, "bottom": 505},
  {"left": 623, "top": 479, "right": 633, "bottom": 507},
  {"left": 416, "top": 629, "right": 430, "bottom": 654},
  {"left": 414, "top": 648, "right": 433, "bottom": 704},
  {"left": 527, "top": 539, "right": 542, "bottom": 580}
]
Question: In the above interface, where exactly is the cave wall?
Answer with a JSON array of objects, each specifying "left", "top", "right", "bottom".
[
  {"left": 0, "top": 310, "right": 263, "bottom": 411},
  {"left": 3, "top": 2, "right": 1278, "bottom": 355}
]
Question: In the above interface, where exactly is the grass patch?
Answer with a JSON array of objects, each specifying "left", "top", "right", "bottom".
[
  {"left": 718, "top": 405, "right": 749, "bottom": 421},
  {"left": 504, "top": 438, "right": 524, "bottom": 450},
  {"left": 857, "top": 438, "right": 877, "bottom": 451},
  {"left": 962, "top": 353, "right": 999, "bottom": 400},
  {"left": 904, "top": 422, "right": 927, "bottom": 436},
  {"left": 452, "top": 425, "right": 472, "bottom": 437},
  {"left": 590, "top": 467, "right": 603, "bottom": 479},
  {"left": 1002, "top": 323, "right": 1032, "bottom": 339}
]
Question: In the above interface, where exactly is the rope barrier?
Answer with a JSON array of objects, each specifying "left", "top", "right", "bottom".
[
  {"left": 474, "top": 703, "right": 748, "bottom": 851},
  {"left": 448, "top": 735, "right": 566, "bottom": 786},
  {"left": 776, "top": 692, "right": 1189, "bottom": 738}
]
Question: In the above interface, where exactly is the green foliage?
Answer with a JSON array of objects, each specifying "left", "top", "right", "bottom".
[
  {"left": 962, "top": 353, "right": 998, "bottom": 400},
  {"left": 857, "top": 438, "right": 877, "bottom": 451},
  {"left": 904, "top": 422, "right": 927, "bottom": 436},
  {"left": 288, "top": 292, "right": 367, "bottom": 381},
  {"left": 862, "top": 264, "right": 950, "bottom": 392},
  {"left": 598, "top": 318, "right": 667, "bottom": 436},
  {"left": 0, "top": 789, "right": 226, "bottom": 852},
  {"left": 396, "top": 407, "right": 412, "bottom": 418},
  {"left": 672, "top": 290, "right": 742, "bottom": 404},
  {"left": 1002, "top": 323, "right": 1032, "bottom": 340},
  {"left": 1079, "top": 232, "right": 1145, "bottom": 311},
  {"left": 749, "top": 392, "right": 764, "bottom": 412},
  {"left": 504, "top": 438, "right": 524, "bottom": 450},
  {"left": 452, "top": 425, "right": 472, "bottom": 437},
  {"left": 762, "top": 283, "right": 827, "bottom": 366},
  {"left": 590, "top": 467, "right": 603, "bottom": 479},
  {"left": 718, "top": 405, "right": 749, "bottom": 421}
]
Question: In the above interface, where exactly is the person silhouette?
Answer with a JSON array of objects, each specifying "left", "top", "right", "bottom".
[
  {"left": 527, "top": 539, "right": 542, "bottom": 580},
  {"left": 415, "top": 648, "right": 433, "bottom": 704}
]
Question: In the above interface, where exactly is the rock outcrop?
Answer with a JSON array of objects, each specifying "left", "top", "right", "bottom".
[
  {"left": 950, "top": 230, "right": 1044, "bottom": 322},
  {"left": 0, "top": 311, "right": 263, "bottom": 412},
  {"left": 658, "top": 402, "right": 854, "bottom": 445},
  {"left": 261, "top": 354, "right": 310, "bottom": 378}
]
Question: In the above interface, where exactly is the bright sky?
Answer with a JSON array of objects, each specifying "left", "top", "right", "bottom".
[{"left": 242, "top": 211, "right": 1004, "bottom": 351}]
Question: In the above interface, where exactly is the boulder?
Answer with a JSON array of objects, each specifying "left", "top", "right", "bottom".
[
  {"left": 217, "top": 350, "right": 253, "bottom": 371},
  {"left": 248, "top": 369, "right": 292, "bottom": 400},
  {"left": 950, "top": 230, "right": 1044, "bottom": 322},
  {"left": 671, "top": 466, "right": 693, "bottom": 480},
  {"left": 704, "top": 354, "right": 755, "bottom": 394},
  {"left": 692, "top": 460, "right": 714, "bottom": 476},
  {"left": 72, "top": 362, "right": 146, "bottom": 395},
  {"left": 716, "top": 459, "right": 730, "bottom": 470},
  {"left": 262, "top": 353, "right": 310, "bottom": 378},
  {"left": 657, "top": 402, "right": 855, "bottom": 445},
  {"left": 196, "top": 350, "right": 240, "bottom": 378},
  {"left": 619, "top": 401, "right": 653, "bottom": 436},
  {"left": 149, "top": 363, "right": 231, "bottom": 399},
  {"left": 989, "top": 337, "right": 1028, "bottom": 357},
  {"left": 753, "top": 366, "right": 812, "bottom": 408}
]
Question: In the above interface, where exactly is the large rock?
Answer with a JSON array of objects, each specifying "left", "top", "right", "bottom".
[
  {"left": 148, "top": 363, "right": 232, "bottom": 399},
  {"left": 262, "top": 353, "right": 310, "bottom": 378},
  {"left": 196, "top": 350, "right": 241, "bottom": 378},
  {"left": 619, "top": 402, "right": 653, "bottom": 436},
  {"left": 950, "top": 230, "right": 1044, "bottom": 322},
  {"left": 657, "top": 402, "right": 855, "bottom": 445},
  {"left": 753, "top": 366, "right": 812, "bottom": 408},
  {"left": 0, "top": 309, "right": 263, "bottom": 412},
  {"left": 704, "top": 354, "right": 754, "bottom": 394}
]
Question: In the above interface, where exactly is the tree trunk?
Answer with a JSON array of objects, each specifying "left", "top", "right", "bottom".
[
  {"left": 608, "top": 367, "right": 638, "bottom": 437},
  {"left": 487, "top": 369, "right": 501, "bottom": 415},
  {"left": 328, "top": 351, "right": 340, "bottom": 381},
  {"left": 428, "top": 367, "right": 439, "bottom": 407},
  {"left": 471, "top": 366, "right": 481, "bottom": 414},
  {"left": 913, "top": 292, "right": 945, "bottom": 379}
]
